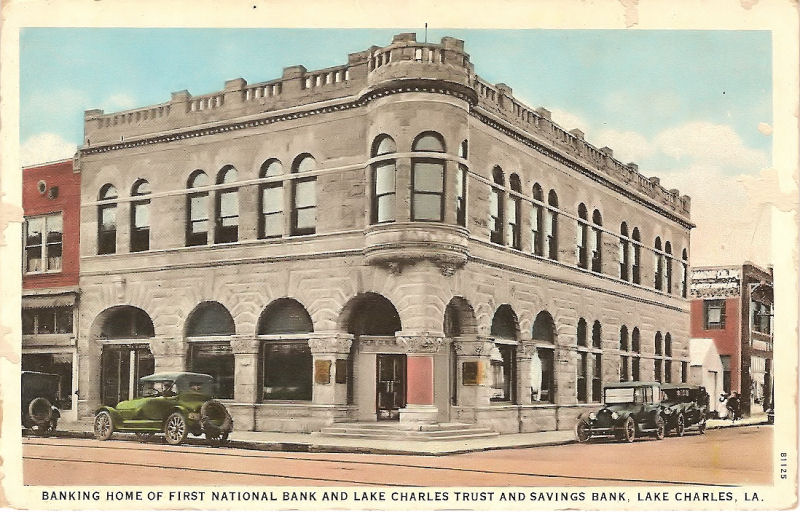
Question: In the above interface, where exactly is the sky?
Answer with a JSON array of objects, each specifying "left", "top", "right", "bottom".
[{"left": 19, "top": 28, "right": 774, "bottom": 266}]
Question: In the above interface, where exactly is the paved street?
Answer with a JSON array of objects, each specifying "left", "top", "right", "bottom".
[{"left": 24, "top": 424, "right": 772, "bottom": 486}]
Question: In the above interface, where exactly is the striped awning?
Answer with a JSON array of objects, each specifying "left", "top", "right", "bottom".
[{"left": 22, "top": 294, "right": 76, "bottom": 309}]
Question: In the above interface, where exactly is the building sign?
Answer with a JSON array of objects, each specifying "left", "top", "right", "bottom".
[
  {"left": 690, "top": 267, "right": 742, "bottom": 298},
  {"left": 314, "top": 360, "right": 331, "bottom": 384},
  {"left": 462, "top": 361, "right": 482, "bottom": 385}
]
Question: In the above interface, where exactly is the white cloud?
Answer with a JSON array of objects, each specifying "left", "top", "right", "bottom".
[
  {"left": 104, "top": 93, "right": 137, "bottom": 112},
  {"left": 548, "top": 108, "right": 591, "bottom": 135},
  {"left": 654, "top": 121, "right": 768, "bottom": 171},
  {"left": 20, "top": 133, "right": 76, "bottom": 167}
]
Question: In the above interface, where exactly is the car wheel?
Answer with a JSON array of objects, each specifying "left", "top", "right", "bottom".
[
  {"left": 622, "top": 417, "right": 636, "bottom": 443},
  {"left": 200, "top": 400, "right": 233, "bottom": 437},
  {"left": 697, "top": 414, "right": 707, "bottom": 434},
  {"left": 28, "top": 398, "right": 53, "bottom": 426},
  {"left": 575, "top": 419, "right": 591, "bottom": 443},
  {"left": 135, "top": 432, "right": 155, "bottom": 443},
  {"left": 94, "top": 411, "right": 114, "bottom": 441},
  {"left": 654, "top": 416, "right": 666, "bottom": 440},
  {"left": 676, "top": 414, "right": 686, "bottom": 437},
  {"left": 164, "top": 412, "right": 188, "bottom": 445}
]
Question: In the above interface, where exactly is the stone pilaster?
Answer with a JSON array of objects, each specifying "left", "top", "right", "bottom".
[
  {"left": 452, "top": 336, "right": 494, "bottom": 407},
  {"left": 148, "top": 336, "right": 186, "bottom": 373},
  {"left": 395, "top": 158, "right": 411, "bottom": 222},
  {"left": 516, "top": 340, "right": 536, "bottom": 405},
  {"left": 308, "top": 332, "right": 353, "bottom": 405},
  {"left": 443, "top": 159, "right": 458, "bottom": 225},
  {"left": 396, "top": 333, "right": 445, "bottom": 423},
  {"left": 230, "top": 335, "right": 261, "bottom": 403},
  {"left": 519, "top": 200, "right": 532, "bottom": 256},
  {"left": 116, "top": 201, "right": 131, "bottom": 254}
]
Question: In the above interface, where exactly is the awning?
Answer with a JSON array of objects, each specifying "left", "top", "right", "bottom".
[{"left": 23, "top": 294, "right": 76, "bottom": 309}]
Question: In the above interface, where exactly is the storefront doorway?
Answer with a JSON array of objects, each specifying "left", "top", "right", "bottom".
[
  {"left": 101, "top": 344, "right": 154, "bottom": 406},
  {"left": 376, "top": 354, "right": 406, "bottom": 420}
]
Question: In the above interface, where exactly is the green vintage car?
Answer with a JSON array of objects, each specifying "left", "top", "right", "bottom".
[{"left": 93, "top": 372, "right": 233, "bottom": 445}]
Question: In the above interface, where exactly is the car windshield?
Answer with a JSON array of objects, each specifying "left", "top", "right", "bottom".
[
  {"left": 604, "top": 387, "right": 638, "bottom": 404},
  {"left": 139, "top": 380, "right": 176, "bottom": 397}
]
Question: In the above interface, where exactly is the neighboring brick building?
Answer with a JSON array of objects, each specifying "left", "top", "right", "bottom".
[
  {"left": 22, "top": 158, "right": 81, "bottom": 420},
  {"left": 73, "top": 33, "right": 693, "bottom": 433},
  {"left": 690, "top": 263, "right": 774, "bottom": 417}
]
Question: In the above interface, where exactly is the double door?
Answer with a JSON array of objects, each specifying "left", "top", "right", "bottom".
[
  {"left": 376, "top": 354, "right": 406, "bottom": 420},
  {"left": 101, "top": 344, "right": 154, "bottom": 406}
]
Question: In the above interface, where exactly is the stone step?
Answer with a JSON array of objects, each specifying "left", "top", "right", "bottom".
[
  {"left": 313, "top": 430, "right": 499, "bottom": 441},
  {"left": 321, "top": 427, "right": 495, "bottom": 437},
  {"left": 326, "top": 422, "right": 486, "bottom": 432},
  {"left": 315, "top": 422, "right": 499, "bottom": 441}
]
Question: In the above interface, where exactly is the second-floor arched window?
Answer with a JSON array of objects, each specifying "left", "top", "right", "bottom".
[
  {"left": 619, "top": 222, "right": 630, "bottom": 281},
  {"left": 187, "top": 171, "right": 209, "bottom": 247},
  {"left": 507, "top": 174, "right": 522, "bottom": 250},
  {"left": 547, "top": 190, "right": 559, "bottom": 260},
  {"left": 411, "top": 132, "right": 445, "bottom": 222},
  {"left": 291, "top": 154, "right": 317, "bottom": 235},
  {"left": 130, "top": 180, "right": 150, "bottom": 252},
  {"left": 681, "top": 248, "right": 689, "bottom": 298},
  {"left": 259, "top": 159, "right": 284, "bottom": 238},
  {"left": 215, "top": 166, "right": 239, "bottom": 244},
  {"left": 665, "top": 241, "right": 673, "bottom": 294},
  {"left": 98, "top": 184, "right": 118, "bottom": 255},
  {"left": 591, "top": 209, "right": 603, "bottom": 273},
  {"left": 489, "top": 167, "right": 504, "bottom": 244},
  {"left": 371, "top": 135, "right": 397, "bottom": 224},
  {"left": 632, "top": 227, "right": 641, "bottom": 284},
  {"left": 456, "top": 140, "right": 468, "bottom": 226},
  {"left": 531, "top": 184, "right": 544, "bottom": 256},
  {"left": 654, "top": 237, "right": 664, "bottom": 290}
]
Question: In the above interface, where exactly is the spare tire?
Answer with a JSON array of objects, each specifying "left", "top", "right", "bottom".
[
  {"left": 28, "top": 397, "right": 53, "bottom": 426},
  {"left": 200, "top": 400, "right": 232, "bottom": 436}
]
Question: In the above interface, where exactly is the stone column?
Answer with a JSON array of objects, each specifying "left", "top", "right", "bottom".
[
  {"left": 230, "top": 335, "right": 261, "bottom": 403},
  {"left": 516, "top": 340, "right": 536, "bottom": 405},
  {"left": 519, "top": 201, "right": 532, "bottom": 256},
  {"left": 395, "top": 158, "right": 411, "bottom": 222},
  {"left": 397, "top": 333, "right": 445, "bottom": 423},
  {"left": 116, "top": 201, "right": 131, "bottom": 254},
  {"left": 308, "top": 333, "right": 353, "bottom": 405},
  {"left": 207, "top": 190, "right": 218, "bottom": 245},
  {"left": 443, "top": 160, "right": 458, "bottom": 225},
  {"left": 149, "top": 336, "right": 185, "bottom": 373},
  {"left": 237, "top": 183, "right": 259, "bottom": 241},
  {"left": 452, "top": 336, "right": 494, "bottom": 407}
]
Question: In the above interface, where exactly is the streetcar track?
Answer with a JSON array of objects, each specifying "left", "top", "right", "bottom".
[
  {"left": 23, "top": 440, "right": 739, "bottom": 487},
  {"left": 23, "top": 455, "right": 413, "bottom": 487}
]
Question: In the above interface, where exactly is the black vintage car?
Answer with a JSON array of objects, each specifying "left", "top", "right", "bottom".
[
  {"left": 21, "top": 371, "right": 62, "bottom": 435},
  {"left": 576, "top": 381, "right": 666, "bottom": 443},
  {"left": 661, "top": 383, "right": 709, "bottom": 436}
]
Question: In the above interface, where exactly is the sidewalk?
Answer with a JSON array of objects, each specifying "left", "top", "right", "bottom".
[{"left": 39, "top": 413, "right": 769, "bottom": 456}]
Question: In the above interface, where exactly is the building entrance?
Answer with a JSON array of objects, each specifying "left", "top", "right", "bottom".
[
  {"left": 376, "top": 354, "right": 406, "bottom": 420},
  {"left": 101, "top": 344, "right": 154, "bottom": 406}
]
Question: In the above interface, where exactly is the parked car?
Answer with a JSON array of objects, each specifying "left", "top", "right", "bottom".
[
  {"left": 575, "top": 381, "right": 666, "bottom": 443},
  {"left": 21, "top": 371, "right": 62, "bottom": 435},
  {"left": 661, "top": 383, "right": 709, "bottom": 436},
  {"left": 93, "top": 372, "right": 233, "bottom": 445}
]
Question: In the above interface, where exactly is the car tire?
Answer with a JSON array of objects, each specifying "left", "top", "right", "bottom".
[
  {"left": 622, "top": 417, "right": 636, "bottom": 443},
  {"left": 654, "top": 416, "right": 666, "bottom": 440},
  {"left": 164, "top": 412, "right": 188, "bottom": 446},
  {"left": 28, "top": 397, "right": 53, "bottom": 427},
  {"left": 575, "top": 419, "right": 591, "bottom": 443},
  {"left": 676, "top": 414, "right": 686, "bottom": 437},
  {"left": 94, "top": 411, "right": 114, "bottom": 441},
  {"left": 200, "top": 400, "right": 232, "bottom": 437}
]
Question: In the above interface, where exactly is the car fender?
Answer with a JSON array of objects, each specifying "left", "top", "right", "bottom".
[{"left": 94, "top": 406, "right": 123, "bottom": 425}]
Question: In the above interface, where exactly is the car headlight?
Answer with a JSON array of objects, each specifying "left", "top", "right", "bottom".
[
  {"left": 589, "top": 412, "right": 596, "bottom": 420},
  {"left": 611, "top": 411, "right": 619, "bottom": 420}
]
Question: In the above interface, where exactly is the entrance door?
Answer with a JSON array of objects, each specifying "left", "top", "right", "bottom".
[
  {"left": 101, "top": 345, "right": 154, "bottom": 406},
  {"left": 376, "top": 354, "right": 406, "bottom": 420}
]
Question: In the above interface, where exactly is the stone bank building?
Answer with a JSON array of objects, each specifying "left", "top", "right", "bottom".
[{"left": 75, "top": 33, "right": 693, "bottom": 433}]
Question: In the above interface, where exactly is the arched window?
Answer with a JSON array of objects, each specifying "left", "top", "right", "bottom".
[
  {"left": 654, "top": 331, "right": 664, "bottom": 382},
  {"left": 619, "top": 222, "right": 630, "bottom": 281},
  {"left": 591, "top": 209, "right": 603, "bottom": 273},
  {"left": 130, "top": 180, "right": 150, "bottom": 252},
  {"left": 97, "top": 184, "right": 118, "bottom": 255},
  {"left": 215, "top": 166, "right": 239, "bottom": 243},
  {"left": 507, "top": 174, "right": 522, "bottom": 250},
  {"left": 631, "top": 327, "right": 641, "bottom": 380},
  {"left": 681, "top": 248, "right": 689, "bottom": 298},
  {"left": 456, "top": 140, "right": 468, "bottom": 226},
  {"left": 489, "top": 305, "right": 517, "bottom": 403},
  {"left": 619, "top": 325, "right": 629, "bottom": 382},
  {"left": 654, "top": 237, "right": 664, "bottom": 290},
  {"left": 577, "top": 318, "right": 587, "bottom": 347},
  {"left": 489, "top": 167, "right": 504, "bottom": 244},
  {"left": 186, "top": 171, "right": 209, "bottom": 246},
  {"left": 665, "top": 241, "right": 673, "bottom": 294},
  {"left": 259, "top": 159, "right": 284, "bottom": 238},
  {"left": 577, "top": 203, "right": 589, "bottom": 269},
  {"left": 576, "top": 317, "right": 592, "bottom": 403},
  {"left": 411, "top": 132, "right": 445, "bottom": 222},
  {"left": 590, "top": 320, "right": 602, "bottom": 401},
  {"left": 531, "top": 184, "right": 544, "bottom": 256},
  {"left": 531, "top": 311, "right": 555, "bottom": 403},
  {"left": 632, "top": 227, "right": 641, "bottom": 284},
  {"left": 186, "top": 301, "right": 235, "bottom": 399},
  {"left": 258, "top": 298, "right": 314, "bottom": 401},
  {"left": 291, "top": 154, "right": 317, "bottom": 235},
  {"left": 547, "top": 190, "right": 559, "bottom": 260},
  {"left": 371, "top": 135, "right": 397, "bottom": 224}
]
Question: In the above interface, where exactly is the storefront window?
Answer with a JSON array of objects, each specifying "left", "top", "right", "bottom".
[
  {"left": 261, "top": 343, "right": 312, "bottom": 400},
  {"left": 490, "top": 344, "right": 516, "bottom": 402}
]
